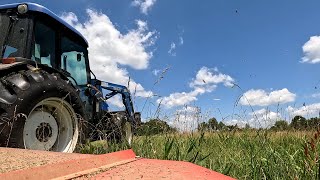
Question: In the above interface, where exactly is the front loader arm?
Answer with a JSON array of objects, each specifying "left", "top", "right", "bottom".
[
  {"left": 100, "top": 81, "right": 135, "bottom": 121},
  {"left": 88, "top": 80, "right": 137, "bottom": 127}
]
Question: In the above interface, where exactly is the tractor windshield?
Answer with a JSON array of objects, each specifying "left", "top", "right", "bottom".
[{"left": 0, "top": 12, "right": 29, "bottom": 59}]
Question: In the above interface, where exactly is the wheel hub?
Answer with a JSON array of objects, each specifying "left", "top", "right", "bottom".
[
  {"left": 23, "top": 111, "right": 58, "bottom": 150},
  {"left": 36, "top": 122, "right": 53, "bottom": 142}
]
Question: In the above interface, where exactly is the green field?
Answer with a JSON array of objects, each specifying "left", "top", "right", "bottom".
[{"left": 79, "top": 130, "right": 320, "bottom": 180}]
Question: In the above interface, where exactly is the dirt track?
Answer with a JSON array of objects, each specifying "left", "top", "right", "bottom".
[{"left": 0, "top": 147, "right": 93, "bottom": 173}]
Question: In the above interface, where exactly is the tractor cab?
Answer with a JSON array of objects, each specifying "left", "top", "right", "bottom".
[{"left": 0, "top": 3, "right": 90, "bottom": 86}]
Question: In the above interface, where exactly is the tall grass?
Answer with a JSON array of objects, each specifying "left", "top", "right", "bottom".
[{"left": 80, "top": 130, "right": 320, "bottom": 179}]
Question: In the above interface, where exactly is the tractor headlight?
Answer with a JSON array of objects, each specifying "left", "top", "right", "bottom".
[{"left": 17, "top": 4, "right": 28, "bottom": 14}]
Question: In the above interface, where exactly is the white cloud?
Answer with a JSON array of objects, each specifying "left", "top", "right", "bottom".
[
  {"left": 152, "top": 69, "right": 160, "bottom": 76},
  {"left": 172, "top": 106, "right": 201, "bottom": 131},
  {"left": 132, "top": 0, "right": 157, "bottom": 14},
  {"left": 239, "top": 88, "right": 296, "bottom": 106},
  {"left": 249, "top": 108, "right": 281, "bottom": 128},
  {"left": 287, "top": 103, "right": 320, "bottom": 117},
  {"left": 213, "top": 98, "right": 221, "bottom": 101},
  {"left": 61, "top": 10, "right": 156, "bottom": 106},
  {"left": 157, "top": 91, "right": 198, "bottom": 109},
  {"left": 302, "top": 36, "right": 320, "bottom": 64},
  {"left": 168, "top": 30, "right": 184, "bottom": 56},
  {"left": 168, "top": 42, "right": 176, "bottom": 56},
  {"left": 179, "top": 36, "right": 184, "bottom": 45},
  {"left": 106, "top": 95, "right": 124, "bottom": 109},
  {"left": 226, "top": 108, "right": 281, "bottom": 129},
  {"left": 224, "top": 119, "right": 247, "bottom": 128},
  {"left": 190, "top": 67, "right": 235, "bottom": 89},
  {"left": 158, "top": 67, "right": 234, "bottom": 108},
  {"left": 312, "top": 93, "right": 320, "bottom": 98}
]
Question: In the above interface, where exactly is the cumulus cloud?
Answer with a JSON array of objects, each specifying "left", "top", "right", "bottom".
[
  {"left": 107, "top": 95, "right": 124, "bottom": 108},
  {"left": 287, "top": 103, "right": 320, "bottom": 117},
  {"left": 226, "top": 108, "right": 281, "bottom": 128},
  {"left": 158, "top": 67, "right": 234, "bottom": 108},
  {"left": 249, "top": 108, "right": 281, "bottom": 128},
  {"left": 132, "top": 0, "right": 157, "bottom": 14},
  {"left": 61, "top": 10, "right": 156, "bottom": 105},
  {"left": 190, "top": 67, "right": 235, "bottom": 89},
  {"left": 172, "top": 106, "right": 201, "bottom": 131},
  {"left": 239, "top": 88, "right": 296, "bottom": 106},
  {"left": 224, "top": 119, "right": 247, "bottom": 128},
  {"left": 302, "top": 36, "right": 320, "bottom": 64},
  {"left": 156, "top": 90, "right": 198, "bottom": 109}
]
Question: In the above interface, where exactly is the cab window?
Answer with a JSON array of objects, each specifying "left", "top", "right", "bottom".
[
  {"left": 61, "top": 36, "right": 88, "bottom": 85},
  {"left": 32, "top": 21, "right": 55, "bottom": 67}
]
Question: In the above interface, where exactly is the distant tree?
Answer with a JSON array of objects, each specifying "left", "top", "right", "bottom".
[
  {"left": 244, "top": 123, "right": 251, "bottom": 130},
  {"left": 197, "top": 122, "right": 209, "bottom": 132},
  {"left": 290, "top": 115, "right": 307, "bottom": 130},
  {"left": 208, "top": 117, "right": 218, "bottom": 131},
  {"left": 217, "top": 121, "right": 226, "bottom": 131},
  {"left": 271, "top": 120, "right": 288, "bottom": 131},
  {"left": 136, "top": 119, "right": 177, "bottom": 136},
  {"left": 308, "top": 117, "right": 320, "bottom": 129},
  {"left": 226, "top": 124, "right": 239, "bottom": 131}
]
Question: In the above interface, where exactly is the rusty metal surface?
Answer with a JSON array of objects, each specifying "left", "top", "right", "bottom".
[
  {"left": 0, "top": 147, "right": 94, "bottom": 173},
  {"left": 0, "top": 148, "right": 234, "bottom": 180},
  {"left": 0, "top": 149, "right": 136, "bottom": 180},
  {"left": 90, "top": 158, "right": 235, "bottom": 180}
]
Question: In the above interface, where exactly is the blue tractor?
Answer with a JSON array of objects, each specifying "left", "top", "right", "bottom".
[{"left": 0, "top": 3, "right": 141, "bottom": 152}]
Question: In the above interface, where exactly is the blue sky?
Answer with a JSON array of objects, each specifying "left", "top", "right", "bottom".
[{"left": 4, "top": 0, "right": 320, "bottom": 129}]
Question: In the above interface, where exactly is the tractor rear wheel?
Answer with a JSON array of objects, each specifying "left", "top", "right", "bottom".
[
  {"left": 0, "top": 69, "right": 85, "bottom": 152},
  {"left": 23, "top": 97, "right": 78, "bottom": 152}
]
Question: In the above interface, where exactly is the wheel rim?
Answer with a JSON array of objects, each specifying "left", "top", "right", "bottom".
[{"left": 23, "top": 97, "right": 78, "bottom": 152}]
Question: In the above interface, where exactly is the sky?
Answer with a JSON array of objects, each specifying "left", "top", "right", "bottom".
[{"left": 3, "top": 0, "right": 320, "bottom": 130}]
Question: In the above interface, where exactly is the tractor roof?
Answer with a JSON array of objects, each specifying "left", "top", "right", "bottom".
[{"left": 0, "top": 2, "right": 88, "bottom": 46}]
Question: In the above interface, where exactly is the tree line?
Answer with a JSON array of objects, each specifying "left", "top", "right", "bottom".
[
  {"left": 135, "top": 115, "right": 320, "bottom": 136},
  {"left": 198, "top": 115, "right": 320, "bottom": 132},
  {"left": 270, "top": 115, "right": 320, "bottom": 131}
]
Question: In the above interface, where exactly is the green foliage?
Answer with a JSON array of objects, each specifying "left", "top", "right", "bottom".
[
  {"left": 271, "top": 120, "right": 289, "bottom": 131},
  {"left": 197, "top": 122, "right": 209, "bottom": 131},
  {"left": 135, "top": 118, "right": 177, "bottom": 136},
  {"left": 208, "top": 117, "right": 218, "bottom": 130},
  {"left": 77, "top": 140, "right": 130, "bottom": 154},
  {"left": 131, "top": 131, "right": 320, "bottom": 179},
  {"left": 198, "top": 117, "right": 228, "bottom": 132},
  {"left": 291, "top": 116, "right": 307, "bottom": 130},
  {"left": 79, "top": 115, "right": 320, "bottom": 179},
  {"left": 288, "top": 116, "right": 320, "bottom": 131},
  {"left": 218, "top": 121, "right": 227, "bottom": 130},
  {"left": 79, "top": 130, "right": 320, "bottom": 179}
]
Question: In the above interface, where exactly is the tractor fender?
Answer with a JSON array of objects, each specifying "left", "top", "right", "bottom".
[{"left": 0, "top": 60, "right": 71, "bottom": 82}]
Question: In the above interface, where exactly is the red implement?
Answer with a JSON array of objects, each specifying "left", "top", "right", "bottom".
[{"left": 0, "top": 149, "right": 235, "bottom": 180}]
